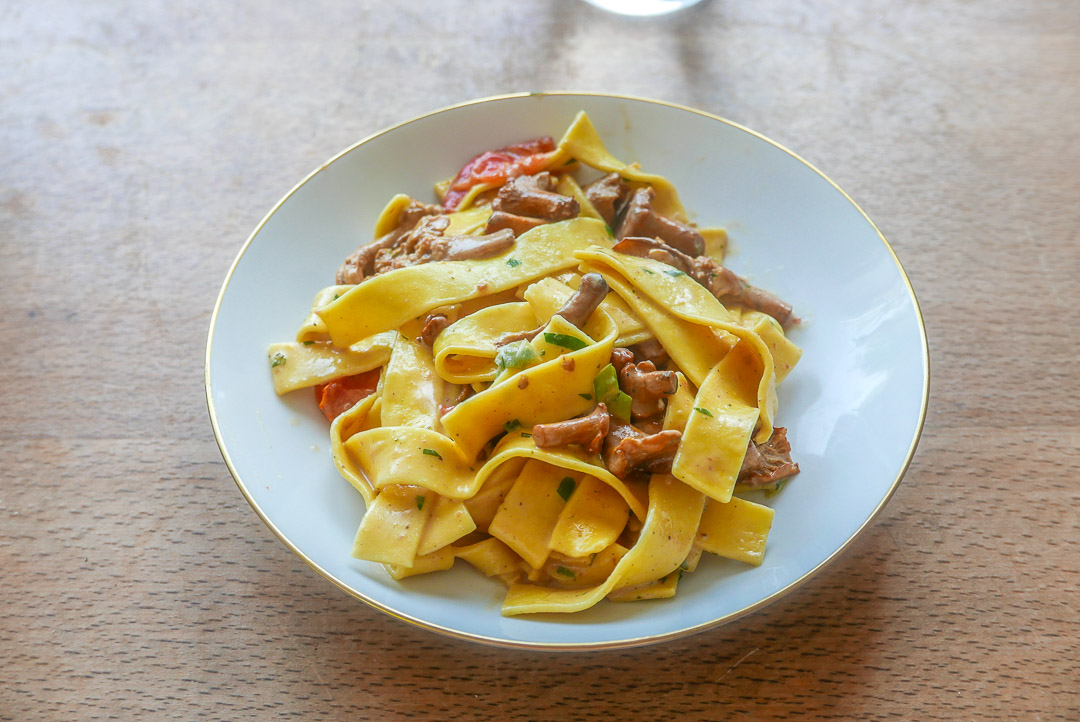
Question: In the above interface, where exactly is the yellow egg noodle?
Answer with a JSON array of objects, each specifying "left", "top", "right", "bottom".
[{"left": 268, "top": 112, "right": 802, "bottom": 615}]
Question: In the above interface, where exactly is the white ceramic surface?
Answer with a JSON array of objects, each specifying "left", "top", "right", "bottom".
[{"left": 205, "top": 93, "right": 929, "bottom": 650}]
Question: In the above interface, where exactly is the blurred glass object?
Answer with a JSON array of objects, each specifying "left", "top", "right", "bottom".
[{"left": 582, "top": 0, "right": 705, "bottom": 16}]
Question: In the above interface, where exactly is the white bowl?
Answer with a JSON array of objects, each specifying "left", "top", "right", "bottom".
[{"left": 205, "top": 93, "right": 929, "bottom": 650}]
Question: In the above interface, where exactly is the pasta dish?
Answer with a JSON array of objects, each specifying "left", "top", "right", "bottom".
[{"left": 267, "top": 112, "right": 802, "bottom": 615}]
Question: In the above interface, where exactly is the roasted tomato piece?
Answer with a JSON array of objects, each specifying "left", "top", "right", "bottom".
[
  {"left": 443, "top": 136, "right": 556, "bottom": 210},
  {"left": 314, "top": 369, "right": 380, "bottom": 422}
]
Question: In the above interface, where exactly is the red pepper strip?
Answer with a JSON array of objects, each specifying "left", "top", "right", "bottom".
[
  {"left": 314, "top": 369, "right": 381, "bottom": 422},
  {"left": 443, "top": 136, "right": 556, "bottom": 210}
]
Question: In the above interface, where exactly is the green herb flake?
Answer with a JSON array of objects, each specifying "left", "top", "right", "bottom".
[
  {"left": 642, "top": 268, "right": 656, "bottom": 275},
  {"left": 693, "top": 407, "right": 714, "bottom": 417},
  {"left": 554, "top": 566, "right": 576, "bottom": 579},
  {"left": 663, "top": 268, "right": 687, "bottom": 277},
  {"left": 593, "top": 364, "right": 620, "bottom": 403},
  {"left": 543, "top": 332, "right": 588, "bottom": 351},
  {"left": 416, "top": 495, "right": 426, "bottom": 510},
  {"left": 605, "top": 224, "right": 615, "bottom": 239},
  {"left": 495, "top": 340, "right": 539, "bottom": 371},
  {"left": 557, "top": 477, "right": 576, "bottom": 501},
  {"left": 520, "top": 432, "right": 532, "bottom": 438},
  {"left": 270, "top": 352, "right": 286, "bottom": 368},
  {"left": 609, "top": 391, "right": 632, "bottom": 422},
  {"left": 578, "top": 393, "right": 592, "bottom": 400},
  {"left": 333, "top": 293, "right": 340, "bottom": 300},
  {"left": 421, "top": 448, "right": 443, "bottom": 460},
  {"left": 504, "top": 419, "right": 522, "bottom": 432},
  {"left": 506, "top": 257, "right": 522, "bottom": 268},
  {"left": 301, "top": 340, "right": 314, "bottom": 346},
  {"left": 765, "top": 478, "right": 789, "bottom": 498}
]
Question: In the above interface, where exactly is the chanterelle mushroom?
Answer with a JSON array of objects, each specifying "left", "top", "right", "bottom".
[
  {"left": 738, "top": 427, "right": 800, "bottom": 487},
  {"left": 375, "top": 226, "right": 515, "bottom": 274},
  {"left": 484, "top": 210, "right": 546, "bottom": 237},
  {"left": 495, "top": 273, "right": 610, "bottom": 347},
  {"left": 618, "top": 360, "right": 678, "bottom": 421},
  {"left": 582, "top": 172, "right": 628, "bottom": 226},
  {"left": 336, "top": 199, "right": 446, "bottom": 284},
  {"left": 492, "top": 172, "right": 579, "bottom": 221},
  {"left": 532, "top": 403, "right": 611, "bottom": 456},
  {"left": 616, "top": 187, "right": 705, "bottom": 257},
  {"left": 602, "top": 421, "right": 682, "bottom": 479},
  {"left": 419, "top": 313, "right": 450, "bottom": 347}
]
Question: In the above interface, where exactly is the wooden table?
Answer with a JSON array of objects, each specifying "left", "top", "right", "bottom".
[{"left": 3, "top": 1, "right": 1077, "bottom": 718}]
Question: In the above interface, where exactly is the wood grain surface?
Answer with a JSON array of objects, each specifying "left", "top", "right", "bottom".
[{"left": 2, "top": 1, "right": 1077, "bottom": 719}]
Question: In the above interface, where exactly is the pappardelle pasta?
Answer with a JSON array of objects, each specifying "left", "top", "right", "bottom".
[{"left": 268, "top": 112, "right": 802, "bottom": 615}]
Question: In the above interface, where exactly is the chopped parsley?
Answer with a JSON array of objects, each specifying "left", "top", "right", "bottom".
[
  {"left": 557, "top": 477, "right": 576, "bottom": 501},
  {"left": 333, "top": 293, "right": 340, "bottom": 300},
  {"left": 504, "top": 418, "right": 522, "bottom": 432},
  {"left": 416, "top": 495, "right": 426, "bottom": 510},
  {"left": 554, "top": 566, "right": 576, "bottom": 579},
  {"left": 765, "top": 478, "right": 790, "bottom": 498},
  {"left": 520, "top": 432, "right": 532, "bottom": 438},
  {"left": 642, "top": 268, "right": 656, "bottom": 275},
  {"left": 605, "top": 224, "right": 615, "bottom": 238},
  {"left": 663, "top": 268, "right": 687, "bottom": 277},
  {"left": 270, "top": 352, "right": 286, "bottom": 368},
  {"left": 578, "top": 393, "right": 592, "bottom": 400},
  {"left": 543, "top": 332, "right": 588, "bottom": 351},
  {"left": 495, "top": 340, "right": 539, "bottom": 371},
  {"left": 506, "top": 258, "right": 522, "bottom": 268},
  {"left": 693, "top": 407, "right": 714, "bottom": 417},
  {"left": 421, "top": 448, "right": 443, "bottom": 460},
  {"left": 301, "top": 340, "right": 314, "bottom": 346}
]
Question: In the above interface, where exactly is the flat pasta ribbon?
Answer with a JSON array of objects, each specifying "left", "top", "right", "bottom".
[
  {"left": 338, "top": 424, "right": 648, "bottom": 521},
  {"left": 380, "top": 334, "right": 447, "bottom": 430},
  {"left": 295, "top": 285, "right": 354, "bottom": 343},
  {"left": 267, "top": 332, "right": 394, "bottom": 395},
  {"left": 317, "top": 218, "right": 613, "bottom": 347},
  {"left": 441, "top": 310, "right": 618, "bottom": 458},
  {"left": 576, "top": 247, "right": 779, "bottom": 442},
  {"left": 500, "top": 475, "right": 705, "bottom": 615},
  {"left": 544, "top": 111, "right": 688, "bottom": 222},
  {"left": 695, "top": 496, "right": 774, "bottom": 566},
  {"left": 671, "top": 345, "right": 761, "bottom": 503},
  {"left": 433, "top": 302, "right": 537, "bottom": 384}
]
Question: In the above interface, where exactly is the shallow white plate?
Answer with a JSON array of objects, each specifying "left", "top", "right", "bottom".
[{"left": 205, "top": 93, "right": 929, "bottom": 650}]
